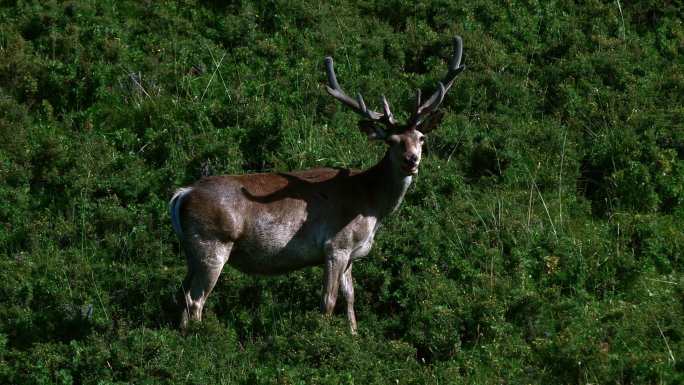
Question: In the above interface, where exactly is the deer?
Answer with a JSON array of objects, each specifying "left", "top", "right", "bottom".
[{"left": 170, "top": 36, "right": 465, "bottom": 334}]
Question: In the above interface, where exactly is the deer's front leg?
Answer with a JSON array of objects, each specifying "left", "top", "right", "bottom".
[
  {"left": 321, "top": 250, "right": 349, "bottom": 316},
  {"left": 340, "top": 264, "right": 357, "bottom": 334}
]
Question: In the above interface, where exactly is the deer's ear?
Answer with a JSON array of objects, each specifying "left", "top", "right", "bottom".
[
  {"left": 417, "top": 111, "right": 444, "bottom": 134},
  {"left": 358, "top": 120, "right": 387, "bottom": 140}
]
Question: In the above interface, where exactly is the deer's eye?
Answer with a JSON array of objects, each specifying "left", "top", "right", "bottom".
[{"left": 419, "top": 136, "right": 426, "bottom": 144}]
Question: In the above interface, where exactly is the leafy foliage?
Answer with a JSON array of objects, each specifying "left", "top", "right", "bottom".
[{"left": 1, "top": 0, "right": 682, "bottom": 383}]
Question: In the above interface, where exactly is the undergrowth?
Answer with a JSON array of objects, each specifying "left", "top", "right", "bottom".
[{"left": 0, "top": 0, "right": 682, "bottom": 384}]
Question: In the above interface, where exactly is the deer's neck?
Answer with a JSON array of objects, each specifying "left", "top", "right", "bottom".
[{"left": 362, "top": 151, "right": 412, "bottom": 219}]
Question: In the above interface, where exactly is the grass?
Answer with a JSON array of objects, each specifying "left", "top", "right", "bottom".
[{"left": 0, "top": 0, "right": 683, "bottom": 384}]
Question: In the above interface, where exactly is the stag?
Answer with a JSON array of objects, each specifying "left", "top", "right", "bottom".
[{"left": 170, "top": 36, "right": 465, "bottom": 333}]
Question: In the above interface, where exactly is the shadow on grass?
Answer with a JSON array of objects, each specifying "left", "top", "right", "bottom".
[{"left": 7, "top": 304, "right": 95, "bottom": 349}]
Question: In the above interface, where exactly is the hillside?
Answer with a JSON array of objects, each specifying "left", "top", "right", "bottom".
[{"left": 0, "top": 1, "right": 682, "bottom": 383}]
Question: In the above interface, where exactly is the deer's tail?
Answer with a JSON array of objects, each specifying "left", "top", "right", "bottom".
[{"left": 169, "top": 187, "right": 193, "bottom": 238}]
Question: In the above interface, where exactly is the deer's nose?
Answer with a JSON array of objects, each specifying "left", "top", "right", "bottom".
[{"left": 405, "top": 154, "right": 419, "bottom": 167}]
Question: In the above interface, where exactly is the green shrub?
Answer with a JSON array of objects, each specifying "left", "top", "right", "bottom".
[{"left": 0, "top": 0, "right": 682, "bottom": 383}]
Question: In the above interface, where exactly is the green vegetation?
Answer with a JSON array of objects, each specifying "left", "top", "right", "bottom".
[{"left": 1, "top": 0, "right": 683, "bottom": 383}]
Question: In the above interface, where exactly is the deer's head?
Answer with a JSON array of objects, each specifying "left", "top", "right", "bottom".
[{"left": 324, "top": 36, "right": 465, "bottom": 176}]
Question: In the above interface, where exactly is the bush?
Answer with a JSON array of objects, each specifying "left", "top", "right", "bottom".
[{"left": 0, "top": 0, "right": 682, "bottom": 383}]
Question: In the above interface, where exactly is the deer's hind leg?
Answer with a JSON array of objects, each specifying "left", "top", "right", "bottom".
[{"left": 180, "top": 239, "right": 233, "bottom": 330}]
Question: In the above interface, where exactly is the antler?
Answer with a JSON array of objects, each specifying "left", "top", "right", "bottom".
[
  {"left": 324, "top": 57, "right": 398, "bottom": 129},
  {"left": 325, "top": 36, "right": 464, "bottom": 130},
  {"left": 409, "top": 35, "right": 466, "bottom": 126}
]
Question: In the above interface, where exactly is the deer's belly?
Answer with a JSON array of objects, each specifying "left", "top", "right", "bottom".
[
  {"left": 228, "top": 216, "right": 327, "bottom": 275},
  {"left": 227, "top": 211, "right": 378, "bottom": 274}
]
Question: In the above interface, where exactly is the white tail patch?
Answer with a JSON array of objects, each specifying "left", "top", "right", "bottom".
[{"left": 169, "top": 187, "right": 193, "bottom": 237}]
